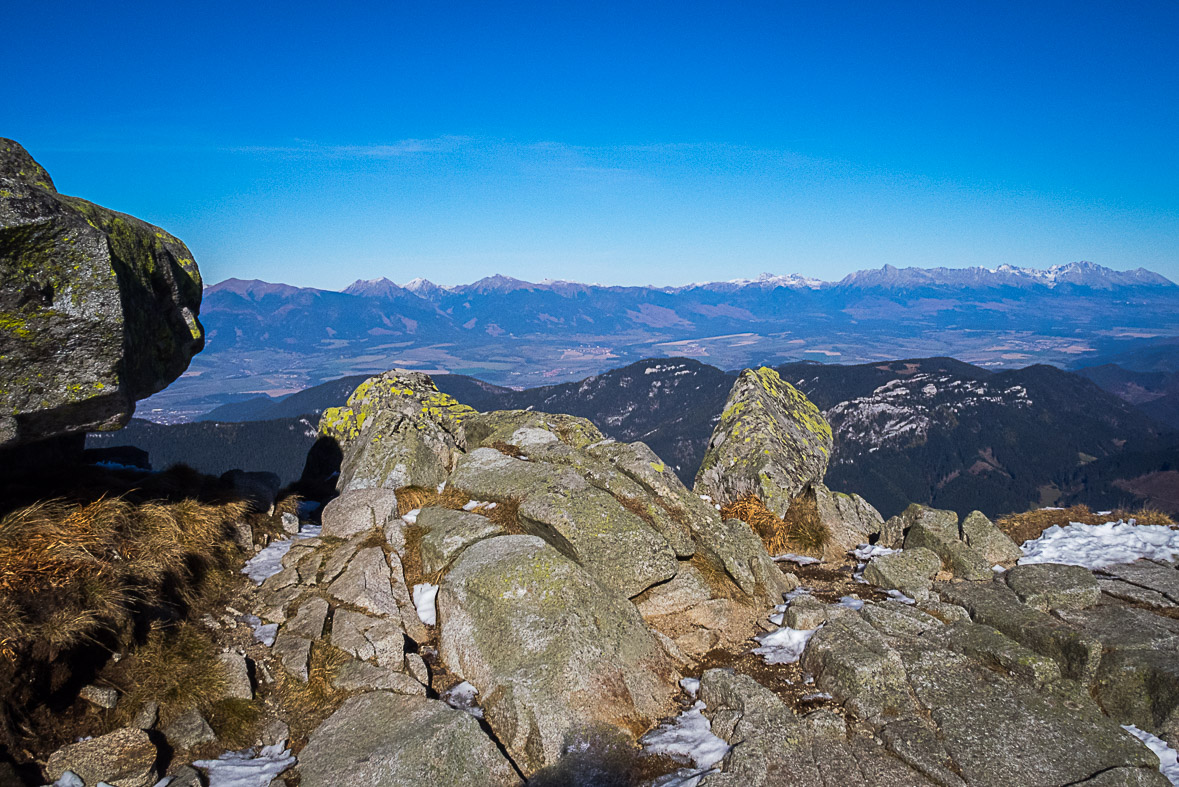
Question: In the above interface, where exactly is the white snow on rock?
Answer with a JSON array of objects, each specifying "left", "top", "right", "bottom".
[
  {"left": 402, "top": 508, "right": 421, "bottom": 525},
  {"left": 641, "top": 701, "right": 731, "bottom": 783},
  {"left": 413, "top": 582, "right": 439, "bottom": 625},
  {"left": 837, "top": 596, "right": 865, "bottom": 611},
  {"left": 242, "top": 523, "right": 322, "bottom": 584},
  {"left": 1122, "top": 725, "right": 1179, "bottom": 784},
  {"left": 1019, "top": 521, "right": 1179, "bottom": 570},
  {"left": 773, "top": 553, "right": 822, "bottom": 565},
  {"left": 885, "top": 589, "right": 917, "bottom": 605},
  {"left": 191, "top": 743, "right": 296, "bottom": 787},
  {"left": 853, "top": 544, "right": 899, "bottom": 561},
  {"left": 679, "top": 677, "right": 701, "bottom": 698},
  {"left": 242, "top": 614, "right": 278, "bottom": 647},
  {"left": 441, "top": 680, "right": 484, "bottom": 719},
  {"left": 752, "top": 625, "right": 820, "bottom": 665},
  {"left": 52, "top": 773, "right": 83, "bottom": 787}
]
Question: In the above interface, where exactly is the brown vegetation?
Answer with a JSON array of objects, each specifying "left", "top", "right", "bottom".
[
  {"left": 721, "top": 494, "right": 827, "bottom": 556},
  {"left": 489, "top": 441, "right": 527, "bottom": 459},
  {"left": 996, "top": 504, "right": 1176, "bottom": 546},
  {"left": 394, "top": 485, "right": 470, "bottom": 517}
]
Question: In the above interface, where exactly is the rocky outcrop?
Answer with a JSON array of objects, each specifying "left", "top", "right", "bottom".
[
  {"left": 0, "top": 139, "right": 203, "bottom": 450},
  {"left": 694, "top": 367, "right": 833, "bottom": 517},
  {"left": 44, "top": 727, "right": 159, "bottom": 787},
  {"left": 438, "top": 535, "right": 680, "bottom": 775},
  {"left": 319, "top": 370, "right": 475, "bottom": 491}
]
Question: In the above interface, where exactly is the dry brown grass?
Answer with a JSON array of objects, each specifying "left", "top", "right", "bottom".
[
  {"left": 996, "top": 504, "right": 1177, "bottom": 546},
  {"left": 0, "top": 496, "right": 247, "bottom": 658},
  {"left": 477, "top": 497, "right": 525, "bottom": 536},
  {"left": 394, "top": 485, "right": 470, "bottom": 517},
  {"left": 110, "top": 622, "right": 227, "bottom": 725},
  {"left": 721, "top": 493, "right": 827, "bottom": 556},
  {"left": 614, "top": 494, "right": 659, "bottom": 530},
  {"left": 276, "top": 640, "right": 350, "bottom": 746}
]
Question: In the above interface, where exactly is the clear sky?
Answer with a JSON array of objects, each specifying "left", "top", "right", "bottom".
[{"left": 5, "top": 1, "right": 1177, "bottom": 289}]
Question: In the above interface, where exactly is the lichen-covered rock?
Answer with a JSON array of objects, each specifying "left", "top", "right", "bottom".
[
  {"left": 862, "top": 547, "right": 942, "bottom": 599},
  {"left": 961, "top": 510, "right": 1022, "bottom": 565},
  {"left": 801, "top": 612, "right": 911, "bottom": 721},
  {"left": 318, "top": 370, "right": 475, "bottom": 491},
  {"left": 0, "top": 139, "right": 203, "bottom": 450},
  {"left": 299, "top": 691, "right": 521, "bottom": 786},
  {"left": 437, "top": 535, "right": 680, "bottom": 776},
  {"left": 694, "top": 367, "right": 832, "bottom": 518},
  {"left": 904, "top": 512, "right": 993, "bottom": 581},
  {"left": 44, "top": 727, "right": 159, "bottom": 787},
  {"left": 463, "top": 409, "right": 606, "bottom": 451}
]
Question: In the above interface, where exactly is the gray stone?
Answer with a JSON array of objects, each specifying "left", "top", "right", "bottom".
[
  {"left": 330, "top": 608, "right": 404, "bottom": 668},
  {"left": 131, "top": 700, "right": 159, "bottom": 730},
  {"left": 163, "top": 709, "right": 216, "bottom": 750},
  {"left": 904, "top": 518, "right": 993, "bottom": 580},
  {"left": 448, "top": 446, "right": 586, "bottom": 501},
  {"left": 438, "top": 535, "right": 679, "bottom": 776},
  {"left": 694, "top": 367, "right": 832, "bottom": 518},
  {"left": 257, "top": 585, "right": 301, "bottom": 624},
  {"left": 812, "top": 482, "right": 885, "bottom": 561},
  {"left": 862, "top": 547, "right": 941, "bottom": 599},
  {"left": 785, "top": 594, "right": 830, "bottom": 630},
  {"left": 1098, "top": 578, "right": 1177, "bottom": 608},
  {"left": 387, "top": 547, "right": 433, "bottom": 644},
  {"left": 284, "top": 596, "right": 329, "bottom": 640},
  {"left": 215, "top": 651, "right": 254, "bottom": 700},
  {"left": 1098, "top": 561, "right": 1179, "bottom": 604},
  {"left": 801, "top": 612, "right": 911, "bottom": 721},
  {"left": 331, "top": 659, "right": 426, "bottom": 694},
  {"left": 463, "top": 409, "right": 606, "bottom": 451},
  {"left": 299, "top": 691, "right": 521, "bottom": 786},
  {"left": 321, "top": 532, "right": 367, "bottom": 585},
  {"left": 879, "top": 716, "right": 965, "bottom": 786},
  {"left": 272, "top": 633, "right": 313, "bottom": 682},
  {"left": 860, "top": 602, "right": 943, "bottom": 638},
  {"left": 923, "top": 621, "right": 1062, "bottom": 687},
  {"left": 281, "top": 511, "right": 300, "bottom": 534},
  {"left": 960, "top": 510, "right": 1023, "bottom": 565},
  {"left": 634, "top": 563, "right": 712, "bottom": 619},
  {"left": 328, "top": 546, "right": 399, "bottom": 617},
  {"left": 416, "top": 506, "right": 505, "bottom": 575},
  {"left": 405, "top": 652, "right": 430, "bottom": 685},
  {"left": 261, "top": 718, "right": 291, "bottom": 746},
  {"left": 79, "top": 683, "right": 119, "bottom": 709},
  {"left": 915, "top": 599, "right": 971, "bottom": 624},
  {"left": 44, "top": 727, "right": 159, "bottom": 787},
  {"left": 229, "top": 519, "right": 254, "bottom": 551},
  {"left": 321, "top": 488, "right": 399, "bottom": 539},
  {"left": 165, "top": 765, "right": 205, "bottom": 787},
  {"left": 0, "top": 139, "right": 204, "bottom": 451},
  {"left": 1006, "top": 562, "right": 1101, "bottom": 611},
  {"left": 938, "top": 580, "right": 1103, "bottom": 684},
  {"left": 517, "top": 485, "right": 678, "bottom": 598}
]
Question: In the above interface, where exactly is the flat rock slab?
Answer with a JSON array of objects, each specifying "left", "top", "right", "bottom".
[
  {"left": 1098, "top": 561, "right": 1179, "bottom": 604},
  {"left": 1005, "top": 562, "right": 1101, "bottom": 611},
  {"left": 331, "top": 608, "right": 404, "bottom": 668},
  {"left": 329, "top": 546, "right": 399, "bottom": 618},
  {"left": 322, "top": 488, "right": 399, "bottom": 539},
  {"left": 863, "top": 547, "right": 941, "bottom": 599},
  {"left": 298, "top": 691, "right": 521, "bottom": 786},
  {"left": 416, "top": 506, "right": 505, "bottom": 576},
  {"left": 331, "top": 660, "right": 425, "bottom": 695}
]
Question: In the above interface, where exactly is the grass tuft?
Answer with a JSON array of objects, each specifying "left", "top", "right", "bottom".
[
  {"left": 721, "top": 493, "right": 827, "bottom": 555},
  {"left": 489, "top": 441, "right": 526, "bottom": 459},
  {"left": 394, "top": 485, "right": 470, "bottom": 517}
]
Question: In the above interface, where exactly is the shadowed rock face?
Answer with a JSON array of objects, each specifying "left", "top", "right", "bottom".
[{"left": 0, "top": 139, "right": 204, "bottom": 449}]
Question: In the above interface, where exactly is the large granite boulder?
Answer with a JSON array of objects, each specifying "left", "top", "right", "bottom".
[
  {"left": 437, "top": 535, "right": 680, "bottom": 776},
  {"left": 0, "top": 139, "right": 203, "bottom": 450},
  {"left": 318, "top": 370, "right": 475, "bottom": 491},
  {"left": 694, "top": 367, "right": 832, "bottom": 518},
  {"left": 299, "top": 691, "right": 521, "bottom": 786}
]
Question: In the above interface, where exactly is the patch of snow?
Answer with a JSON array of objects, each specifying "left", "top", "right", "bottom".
[
  {"left": 413, "top": 582, "right": 438, "bottom": 625},
  {"left": 1019, "top": 521, "right": 1179, "bottom": 570},
  {"left": 773, "top": 553, "right": 821, "bottom": 565},
  {"left": 641, "top": 700, "right": 731, "bottom": 773},
  {"left": 885, "top": 589, "right": 917, "bottom": 605},
  {"left": 436, "top": 481, "right": 447, "bottom": 493},
  {"left": 752, "top": 626, "right": 820, "bottom": 665},
  {"left": 192, "top": 743, "right": 296, "bottom": 787},
  {"left": 801, "top": 692, "right": 834, "bottom": 702},
  {"left": 853, "top": 544, "right": 899, "bottom": 561},
  {"left": 242, "top": 614, "right": 278, "bottom": 647},
  {"left": 52, "top": 772, "right": 84, "bottom": 787},
  {"left": 402, "top": 508, "right": 421, "bottom": 525},
  {"left": 241, "top": 523, "right": 322, "bottom": 584},
  {"left": 1122, "top": 725, "right": 1179, "bottom": 784},
  {"left": 837, "top": 596, "right": 865, "bottom": 610},
  {"left": 442, "top": 680, "right": 484, "bottom": 719},
  {"left": 992, "top": 564, "right": 1006, "bottom": 572},
  {"left": 679, "top": 677, "right": 701, "bottom": 698},
  {"left": 463, "top": 499, "right": 493, "bottom": 511}
]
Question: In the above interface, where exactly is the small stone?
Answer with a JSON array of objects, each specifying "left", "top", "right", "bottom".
[
  {"left": 863, "top": 547, "right": 941, "bottom": 599},
  {"left": 216, "top": 651, "right": 254, "bottom": 700},
  {"left": 785, "top": 595, "right": 829, "bottom": 630},
  {"left": 167, "top": 765, "right": 205, "bottom": 787},
  {"left": 44, "top": 728, "right": 159, "bottom": 787},
  {"left": 404, "top": 652, "right": 430, "bottom": 685},
  {"left": 261, "top": 718, "right": 291, "bottom": 747},
  {"left": 282, "top": 511, "right": 300, "bottom": 534},
  {"left": 163, "top": 709, "right": 216, "bottom": 750},
  {"left": 132, "top": 700, "right": 159, "bottom": 730},
  {"left": 960, "top": 510, "right": 1022, "bottom": 565},
  {"left": 79, "top": 683, "right": 118, "bottom": 710},
  {"left": 230, "top": 519, "right": 255, "bottom": 551},
  {"left": 273, "top": 634, "right": 313, "bottom": 682}
]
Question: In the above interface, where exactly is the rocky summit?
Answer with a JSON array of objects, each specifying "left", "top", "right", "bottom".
[{"left": 0, "top": 139, "right": 203, "bottom": 453}]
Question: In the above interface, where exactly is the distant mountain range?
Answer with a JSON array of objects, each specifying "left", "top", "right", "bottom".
[
  {"left": 96, "top": 355, "right": 1179, "bottom": 519},
  {"left": 140, "top": 261, "right": 1179, "bottom": 421}
]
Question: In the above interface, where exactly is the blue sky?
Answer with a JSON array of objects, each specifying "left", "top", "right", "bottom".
[{"left": 5, "top": 1, "right": 1177, "bottom": 289}]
